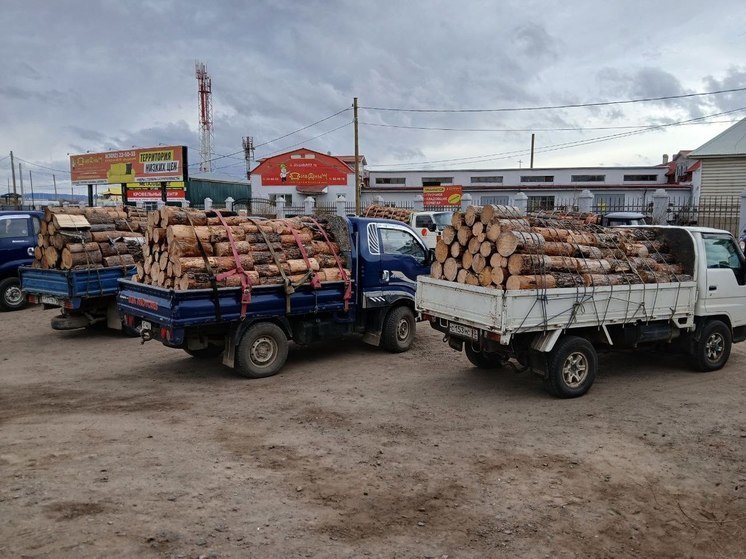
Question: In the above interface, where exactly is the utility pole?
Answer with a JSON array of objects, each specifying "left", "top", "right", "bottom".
[
  {"left": 18, "top": 163, "right": 24, "bottom": 206},
  {"left": 53, "top": 174, "right": 58, "bottom": 201},
  {"left": 242, "top": 136, "right": 255, "bottom": 180},
  {"left": 9, "top": 151, "right": 17, "bottom": 206},
  {"left": 530, "top": 133, "right": 535, "bottom": 169},
  {"left": 354, "top": 97, "right": 360, "bottom": 215},
  {"left": 29, "top": 170, "right": 35, "bottom": 209}
]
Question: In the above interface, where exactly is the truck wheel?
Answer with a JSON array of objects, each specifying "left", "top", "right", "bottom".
[
  {"left": 465, "top": 344, "right": 507, "bottom": 369},
  {"left": 381, "top": 306, "right": 416, "bottom": 353},
  {"left": 693, "top": 320, "right": 731, "bottom": 372},
  {"left": 236, "top": 322, "right": 289, "bottom": 379},
  {"left": 0, "top": 277, "right": 27, "bottom": 312},
  {"left": 546, "top": 336, "right": 597, "bottom": 398}
]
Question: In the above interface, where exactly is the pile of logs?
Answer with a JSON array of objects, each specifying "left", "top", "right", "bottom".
[
  {"left": 362, "top": 204, "right": 413, "bottom": 223},
  {"left": 431, "top": 204, "right": 690, "bottom": 290},
  {"left": 33, "top": 207, "right": 145, "bottom": 270},
  {"left": 136, "top": 207, "right": 351, "bottom": 290}
]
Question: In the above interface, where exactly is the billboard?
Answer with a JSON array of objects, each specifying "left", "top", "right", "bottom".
[
  {"left": 423, "top": 185, "right": 463, "bottom": 206},
  {"left": 70, "top": 145, "right": 188, "bottom": 186},
  {"left": 257, "top": 150, "right": 350, "bottom": 186}
]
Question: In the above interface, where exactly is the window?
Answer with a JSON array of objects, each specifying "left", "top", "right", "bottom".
[
  {"left": 704, "top": 234, "right": 744, "bottom": 284},
  {"left": 527, "top": 195, "right": 555, "bottom": 211},
  {"left": 414, "top": 215, "right": 434, "bottom": 227},
  {"left": 571, "top": 175, "right": 605, "bottom": 182},
  {"left": 470, "top": 176, "right": 503, "bottom": 184},
  {"left": 32, "top": 217, "right": 41, "bottom": 235},
  {"left": 594, "top": 194, "right": 625, "bottom": 212},
  {"left": 0, "top": 217, "right": 29, "bottom": 238},
  {"left": 624, "top": 174, "right": 658, "bottom": 182},
  {"left": 422, "top": 177, "right": 453, "bottom": 186},
  {"left": 480, "top": 196, "right": 509, "bottom": 205},
  {"left": 375, "top": 177, "right": 406, "bottom": 185},
  {"left": 379, "top": 228, "right": 426, "bottom": 264},
  {"left": 270, "top": 194, "right": 293, "bottom": 205},
  {"left": 521, "top": 175, "right": 554, "bottom": 183}
]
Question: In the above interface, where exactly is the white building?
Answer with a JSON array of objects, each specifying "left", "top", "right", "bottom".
[{"left": 365, "top": 164, "right": 690, "bottom": 211}]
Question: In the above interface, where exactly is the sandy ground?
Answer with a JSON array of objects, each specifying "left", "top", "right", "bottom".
[{"left": 1, "top": 304, "right": 745, "bottom": 558}]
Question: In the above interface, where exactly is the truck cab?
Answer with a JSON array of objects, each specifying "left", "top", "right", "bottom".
[
  {"left": 0, "top": 210, "right": 43, "bottom": 311},
  {"left": 409, "top": 211, "right": 454, "bottom": 249}
]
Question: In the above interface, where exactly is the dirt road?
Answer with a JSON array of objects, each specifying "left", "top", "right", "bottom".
[{"left": 1, "top": 305, "right": 745, "bottom": 558}]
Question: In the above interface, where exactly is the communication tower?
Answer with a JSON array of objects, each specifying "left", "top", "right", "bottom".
[{"left": 195, "top": 61, "right": 213, "bottom": 172}]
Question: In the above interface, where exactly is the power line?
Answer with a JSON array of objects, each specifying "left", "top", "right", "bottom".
[
  {"left": 189, "top": 107, "right": 352, "bottom": 168},
  {"left": 367, "top": 107, "right": 746, "bottom": 168},
  {"left": 212, "top": 121, "right": 353, "bottom": 172},
  {"left": 360, "top": 118, "right": 743, "bottom": 133},
  {"left": 360, "top": 86, "right": 746, "bottom": 114},
  {"left": 14, "top": 157, "right": 70, "bottom": 175}
]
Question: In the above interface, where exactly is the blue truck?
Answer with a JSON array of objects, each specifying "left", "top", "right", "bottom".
[
  {"left": 0, "top": 210, "right": 44, "bottom": 311},
  {"left": 21, "top": 265, "right": 137, "bottom": 330},
  {"left": 117, "top": 216, "right": 431, "bottom": 378}
]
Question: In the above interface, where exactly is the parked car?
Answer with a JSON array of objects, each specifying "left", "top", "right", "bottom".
[
  {"left": 0, "top": 210, "right": 43, "bottom": 311},
  {"left": 599, "top": 211, "right": 647, "bottom": 227}
]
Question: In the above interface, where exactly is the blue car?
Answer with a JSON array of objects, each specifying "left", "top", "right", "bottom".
[{"left": 0, "top": 210, "right": 44, "bottom": 311}]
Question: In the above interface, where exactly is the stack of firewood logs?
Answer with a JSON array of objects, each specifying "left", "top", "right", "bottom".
[
  {"left": 431, "top": 205, "right": 690, "bottom": 290},
  {"left": 362, "top": 205, "right": 413, "bottom": 223},
  {"left": 135, "top": 207, "right": 351, "bottom": 290},
  {"left": 33, "top": 207, "right": 145, "bottom": 270}
]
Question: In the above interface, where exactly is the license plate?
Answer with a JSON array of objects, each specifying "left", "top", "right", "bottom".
[
  {"left": 41, "top": 295, "right": 62, "bottom": 306},
  {"left": 141, "top": 320, "right": 152, "bottom": 331},
  {"left": 449, "top": 322, "right": 478, "bottom": 341}
]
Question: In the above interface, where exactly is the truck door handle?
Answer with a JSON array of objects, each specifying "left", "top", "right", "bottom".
[
  {"left": 382, "top": 270, "right": 390, "bottom": 282},
  {"left": 709, "top": 285, "right": 717, "bottom": 291}
]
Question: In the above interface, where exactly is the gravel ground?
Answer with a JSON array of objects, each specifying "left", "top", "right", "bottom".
[{"left": 1, "top": 304, "right": 745, "bottom": 558}]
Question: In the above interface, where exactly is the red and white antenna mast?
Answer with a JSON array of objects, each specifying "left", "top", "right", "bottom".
[{"left": 195, "top": 61, "right": 213, "bottom": 172}]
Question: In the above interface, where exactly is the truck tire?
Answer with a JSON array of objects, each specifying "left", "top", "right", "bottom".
[
  {"left": 693, "top": 320, "right": 731, "bottom": 372},
  {"left": 184, "top": 346, "right": 223, "bottom": 359},
  {"left": 236, "top": 322, "right": 289, "bottom": 379},
  {"left": 546, "top": 336, "right": 597, "bottom": 398},
  {"left": 465, "top": 344, "right": 507, "bottom": 369},
  {"left": 381, "top": 306, "right": 416, "bottom": 353},
  {"left": 0, "top": 277, "right": 27, "bottom": 312}
]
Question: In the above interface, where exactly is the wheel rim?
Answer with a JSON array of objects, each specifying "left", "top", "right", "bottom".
[
  {"left": 705, "top": 332, "right": 724, "bottom": 362},
  {"left": 5, "top": 285, "right": 23, "bottom": 306},
  {"left": 562, "top": 352, "right": 588, "bottom": 388},
  {"left": 396, "top": 317, "right": 411, "bottom": 342},
  {"left": 250, "top": 336, "right": 277, "bottom": 367}
]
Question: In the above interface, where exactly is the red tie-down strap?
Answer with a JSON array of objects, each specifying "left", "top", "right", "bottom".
[
  {"left": 213, "top": 211, "right": 253, "bottom": 319},
  {"left": 307, "top": 217, "right": 352, "bottom": 311},
  {"left": 283, "top": 219, "right": 321, "bottom": 289}
]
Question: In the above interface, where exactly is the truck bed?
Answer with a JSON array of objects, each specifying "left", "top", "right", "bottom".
[
  {"left": 416, "top": 276, "right": 698, "bottom": 342},
  {"left": 117, "top": 279, "right": 354, "bottom": 329},
  {"left": 20, "top": 266, "right": 136, "bottom": 308}
]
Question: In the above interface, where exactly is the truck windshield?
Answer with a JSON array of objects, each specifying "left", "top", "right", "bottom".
[{"left": 432, "top": 212, "right": 453, "bottom": 227}]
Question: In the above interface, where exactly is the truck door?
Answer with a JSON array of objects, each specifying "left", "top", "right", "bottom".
[
  {"left": 0, "top": 214, "right": 36, "bottom": 271},
  {"left": 377, "top": 223, "right": 430, "bottom": 299},
  {"left": 702, "top": 233, "right": 746, "bottom": 327}
]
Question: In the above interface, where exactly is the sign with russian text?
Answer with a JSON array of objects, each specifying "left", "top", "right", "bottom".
[
  {"left": 423, "top": 185, "right": 463, "bottom": 206},
  {"left": 70, "top": 145, "right": 188, "bottom": 186},
  {"left": 255, "top": 149, "right": 351, "bottom": 186}
]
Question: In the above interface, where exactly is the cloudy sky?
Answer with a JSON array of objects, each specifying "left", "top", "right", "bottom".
[{"left": 1, "top": 0, "right": 746, "bottom": 195}]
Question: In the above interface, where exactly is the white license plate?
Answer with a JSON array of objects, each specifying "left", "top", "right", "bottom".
[
  {"left": 449, "top": 322, "right": 478, "bottom": 341},
  {"left": 41, "top": 295, "right": 62, "bottom": 306},
  {"left": 141, "top": 320, "right": 152, "bottom": 331}
]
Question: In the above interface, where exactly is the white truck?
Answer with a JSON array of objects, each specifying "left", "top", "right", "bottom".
[
  {"left": 409, "top": 211, "right": 454, "bottom": 249},
  {"left": 416, "top": 226, "right": 746, "bottom": 398}
]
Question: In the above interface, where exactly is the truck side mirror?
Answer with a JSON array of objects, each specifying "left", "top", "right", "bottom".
[
  {"left": 428, "top": 223, "right": 437, "bottom": 232},
  {"left": 425, "top": 248, "right": 434, "bottom": 265}
]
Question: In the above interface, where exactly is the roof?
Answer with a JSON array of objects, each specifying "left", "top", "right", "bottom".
[
  {"left": 190, "top": 172, "right": 250, "bottom": 185},
  {"left": 686, "top": 160, "right": 701, "bottom": 173},
  {"left": 338, "top": 155, "right": 368, "bottom": 168},
  {"left": 690, "top": 118, "right": 746, "bottom": 158},
  {"left": 295, "top": 185, "right": 328, "bottom": 194}
]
